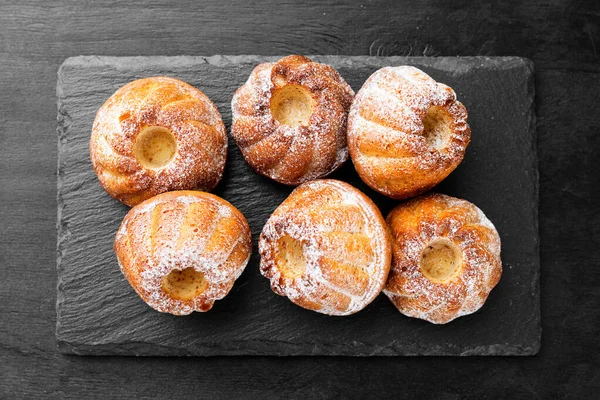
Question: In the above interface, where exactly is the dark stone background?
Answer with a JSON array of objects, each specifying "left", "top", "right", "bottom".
[{"left": 1, "top": 0, "right": 598, "bottom": 398}]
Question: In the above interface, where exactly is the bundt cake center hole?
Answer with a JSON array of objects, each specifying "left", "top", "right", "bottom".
[
  {"left": 420, "top": 239, "right": 462, "bottom": 284},
  {"left": 270, "top": 85, "right": 314, "bottom": 127},
  {"left": 275, "top": 235, "right": 306, "bottom": 279},
  {"left": 422, "top": 106, "right": 453, "bottom": 151},
  {"left": 162, "top": 267, "right": 207, "bottom": 301},
  {"left": 133, "top": 126, "right": 177, "bottom": 169}
]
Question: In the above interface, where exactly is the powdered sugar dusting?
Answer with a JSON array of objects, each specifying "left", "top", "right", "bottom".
[
  {"left": 231, "top": 55, "right": 354, "bottom": 186},
  {"left": 347, "top": 66, "right": 471, "bottom": 199},
  {"left": 259, "top": 179, "right": 391, "bottom": 316},
  {"left": 91, "top": 76, "right": 228, "bottom": 206},
  {"left": 384, "top": 193, "right": 502, "bottom": 324},
  {"left": 114, "top": 191, "right": 252, "bottom": 315}
]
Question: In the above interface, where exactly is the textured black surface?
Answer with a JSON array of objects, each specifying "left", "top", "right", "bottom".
[
  {"left": 56, "top": 55, "right": 538, "bottom": 356},
  {"left": 2, "top": 0, "right": 599, "bottom": 397}
]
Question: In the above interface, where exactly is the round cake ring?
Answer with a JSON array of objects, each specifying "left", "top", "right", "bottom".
[
  {"left": 90, "top": 76, "right": 228, "bottom": 206},
  {"left": 231, "top": 55, "right": 355, "bottom": 186}
]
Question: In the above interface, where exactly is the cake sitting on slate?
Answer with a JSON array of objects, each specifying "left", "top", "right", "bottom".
[
  {"left": 259, "top": 179, "right": 392, "bottom": 316},
  {"left": 114, "top": 191, "right": 252, "bottom": 315},
  {"left": 231, "top": 55, "right": 354, "bottom": 186},
  {"left": 347, "top": 66, "right": 471, "bottom": 199},
  {"left": 384, "top": 193, "right": 502, "bottom": 324},
  {"left": 90, "top": 77, "right": 227, "bottom": 206}
]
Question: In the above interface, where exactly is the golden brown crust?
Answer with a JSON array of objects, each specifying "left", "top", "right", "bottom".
[
  {"left": 114, "top": 190, "right": 252, "bottom": 315},
  {"left": 231, "top": 55, "right": 354, "bottom": 186},
  {"left": 384, "top": 193, "right": 502, "bottom": 324},
  {"left": 259, "top": 179, "right": 392, "bottom": 316},
  {"left": 91, "top": 77, "right": 227, "bottom": 206},
  {"left": 347, "top": 66, "right": 471, "bottom": 199}
]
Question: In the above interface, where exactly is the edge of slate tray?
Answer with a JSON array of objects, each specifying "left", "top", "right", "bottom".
[{"left": 56, "top": 55, "right": 540, "bottom": 356}]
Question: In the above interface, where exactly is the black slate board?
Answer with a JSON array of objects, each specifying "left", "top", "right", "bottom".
[{"left": 56, "top": 55, "right": 539, "bottom": 356}]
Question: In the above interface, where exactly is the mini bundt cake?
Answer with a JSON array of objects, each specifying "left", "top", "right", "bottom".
[
  {"left": 114, "top": 190, "right": 252, "bottom": 315},
  {"left": 91, "top": 77, "right": 227, "bottom": 206},
  {"left": 347, "top": 66, "right": 471, "bottom": 199},
  {"left": 384, "top": 193, "right": 502, "bottom": 324},
  {"left": 259, "top": 179, "right": 392, "bottom": 316},
  {"left": 231, "top": 55, "right": 354, "bottom": 185}
]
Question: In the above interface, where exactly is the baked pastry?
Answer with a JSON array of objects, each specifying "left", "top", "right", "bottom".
[
  {"left": 231, "top": 55, "right": 354, "bottom": 185},
  {"left": 384, "top": 193, "right": 501, "bottom": 324},
  {"left": 114, "top": 190, "right": 252, "bottom": 315},
  {"left": 259, "top": 179, "right": 391, "bottom": 316},
  {"left": 91, "top": 77, "right": 227, "bottom": 206},
  {"left": 347, "top": 66, "right": 471, "bottom": 199}
]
